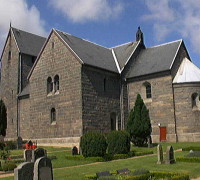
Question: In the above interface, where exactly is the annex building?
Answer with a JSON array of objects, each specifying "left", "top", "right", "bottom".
[{"left": 0, "top": 26, "right": 200, "bottom": 146}]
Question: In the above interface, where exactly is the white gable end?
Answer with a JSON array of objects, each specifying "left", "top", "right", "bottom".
[{"left": 173, "top": 58, "right": 200, "bottom": 83}]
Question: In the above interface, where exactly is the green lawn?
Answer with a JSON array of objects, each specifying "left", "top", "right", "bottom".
[{"left": 1, "top": 142, "right": 200, "bottom": 180}]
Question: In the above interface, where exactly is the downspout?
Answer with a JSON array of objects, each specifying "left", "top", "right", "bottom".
[
  {"left": 17, "top": 53, "right": 22, "bottom": 137},
  {"left": 172, "top": 83, "right": 178, "bottom": 142}
]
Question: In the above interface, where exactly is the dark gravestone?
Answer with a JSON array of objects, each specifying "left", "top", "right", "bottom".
[
  {"left": 166, "top": 146, "right": 175, "bottom": 164},
  {"left": 96, "top": 171, "right": 111, "bottom": 178},
  {"left": 14, "top": 162, "right": 34, "bottom": 180},
  {"left": 24, "top": 149, "right": 34, "bottom": 162},
  {"left": 116, "top": 168, "right": 130, "bottom": 174},
  {"left": 157, "top": 144, "right": 163, "bottom": 164},
  {"left": 33, "top": 157, "right": 53, "bottom": 180},
  {"left": 17, "top": 136, "right": 23, "bottom": 149},
  {"left": 72, "top": 146, "right": 78, "bottom": 155},
  {"left": 33, "top": 148, "right": 47, "bottom": 162}
]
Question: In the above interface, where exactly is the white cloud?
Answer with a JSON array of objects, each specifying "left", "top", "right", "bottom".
[
  {"left": 0, "top": 0, "right": 47, "bottom": 55},
  {"left": 49, "top": 0, "right": 123, "bottom": 23},
  {"left": 143, "top": 0, "right": 200, "bottom": 53}
]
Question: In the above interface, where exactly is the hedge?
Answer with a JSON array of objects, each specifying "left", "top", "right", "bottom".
[
  {"left": 176, "top": 157, "right": 200, "bottom": 163},
  {"left": 85, "top": 171, "right": 189, "bottom": 180},
  {"left": 66, "top": 150, "right": 153, "bottom": 162},
  {"left": 80, "top": 132, "right": 107, "bottom": 157},
  {"left": 107, "top": 131, "right": 130, "bottom": 155},
  {"left": 182, "top": 146, "right": 200, "bottom": 151}
]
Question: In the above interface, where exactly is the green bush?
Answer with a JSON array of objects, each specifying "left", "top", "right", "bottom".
[
  {"left": 187, "top": 151, "right": 200, "bottom": 157},
  {"left": 99, "top": 176, "right": 117, "bottom": 180},
  {"left": 80, "top": 132, "right": 107, "bottom": 157},
  {"left": 151, "top": 171, "right": 189, "bottom": 180},
  {"left": 131, "top": 169, "right": 150, "bottom": 176},
  {"left": 2, "top": 162, "right": 17, "bottom": 171},
  {"left": 107, "top": 131, "right": 130, "bottom": 155},
  {"left": 5, "top": 141, "right": 17, "bottom": 150},
  {"left": 182, "top": 146, "right": 200, "bottom": 151},
  {"left": 85, "top": 174, "right": 97, "bottom": 180},
  {"left": 125, "top": 173, "right": 151, "bottom": 180},
  {"left": 0, "top": 142, "right": 5, "bottom": 150},
  {"left": 0, "top": 150, "right": 10, "bottom": 160},
  {"left": 134, "top": 150, "right": 153, "bottom": 156},
  {"left": 176, "top": 156, "right": 200, "bottom": 163}
]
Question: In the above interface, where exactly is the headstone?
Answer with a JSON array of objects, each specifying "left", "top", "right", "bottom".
[
  {"left": 14, "top": 162, "right": 34, "bottom": 180},
  {"left": 33, "top": 148, "right": 47, "bottom": 162},
  {"left": 33, "top": 157, "right": 53, "bottom": 180},
  {"left": 72, "top": 146, "right": 78, "bottom": 155},
  {"left": 157, "top": 144, "right": 163, "bottom": 164},
  {"left": 189, "top": 150, "right": 194, "bottom": 154},
  {"left": 96, "top": 171, "right": 111, "bottom": 178},
  {"left": 17, "top": 136, "right": 23, "bottom": 149},
  {"left": 24, "top": 149, "right": 34, "bottom": 162},
  {"left": 165, "top": 146, "right": 175, "bottom": 164},
  {"left": 116, "top": 168, "right": 130, "bottom": 174},
  {"left": 147, "top": 136, "right": 152, "bottom": 148}
]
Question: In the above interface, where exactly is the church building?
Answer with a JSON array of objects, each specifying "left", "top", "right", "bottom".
[{"left": 0, "top": 26, "right": 200, "bottom": 146}]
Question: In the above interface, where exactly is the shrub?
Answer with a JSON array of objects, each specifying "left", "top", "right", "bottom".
[
  {"left": 182, "top": 146, "right": 200, "bottom": 151},
  {"left": 0, "top": 142, "right": 5, "bottom": 150},
  {"left": 131, "top": 169, "right": 150, "bottom": 176},
  {"left": 107, "top": 131, "right": 130, "bottom": 155},
  {"left": 2, "top": 162, "right": 17, "bottom": 171},
  {"left": 126, "top": 94, "right": 152, "bottom": 147},
  {"left": 176, "top": 157, "right": 200, "bottom": 163},
  {"left": 0, "top": 150, "right": 10, "bottom": 160},
  {"left": 80, "top": 132, "right": 107, "bottom": 157},
  {"left": 5, "top": 141, "right": 17, "bottom": 150}
]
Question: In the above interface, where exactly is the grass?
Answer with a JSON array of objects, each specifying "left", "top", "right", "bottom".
[{"left": 1, "top": 142, "right": 200, "bottom": 179}]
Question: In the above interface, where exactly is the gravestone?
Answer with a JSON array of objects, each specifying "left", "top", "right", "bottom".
[
  {"left": 24, "top": 149, "right": 34, "bottom": 162},
  {"left": 33, "top": 148, "right": 47, "bottom": 162},
  {"left": 33, "top": 157, "right": 53, "bottom": 180},
  {"left": 14, "top": 162, "right": 34, "bottom": 180},
  {"left": 116, "top": 168, "right": 130, "bottom": 174},
  {"left": 147, "top": 137, "right": 152, "bottom": 148},
  {"left": 165, "top": 146, "right": 175, "bottom": 164},
  {"left": 96, "top": 171, "right": 111, "bottom": 178},
  {"left": 72, "top": 146, "right": 78, "bottom": 155},
  {"left": 17, "top": 136, "right": 23, "bottom": 149},
  {"left": 157, "top": 144, "right": 163, "bottom": 164}
]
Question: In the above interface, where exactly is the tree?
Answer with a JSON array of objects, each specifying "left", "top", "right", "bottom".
[
  {"left": 126, "top": 94, "right": 152, "bottom": 146},
  {"left": 0, "top": 100, "right": 7, "bottom": 136}
]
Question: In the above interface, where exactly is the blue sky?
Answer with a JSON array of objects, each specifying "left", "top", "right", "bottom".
[{"left": 0, "top": 0, "right": 200, "bottom": 67}]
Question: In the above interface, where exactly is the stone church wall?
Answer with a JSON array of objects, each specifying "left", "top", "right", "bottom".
[
  {"left": 28, "top": 32, "right": 82, "bottom": 146},
  {"left": 19, "top": 97, "right": 30, "bottom": 138},
  {"left": 173, "top": 83, "right": 200, "bottom": 142},
  {"left": 127, "top": 75, "right": 177, "bottom": 142},
  {"left": 0, "top": 31, "right": 19, "bottom": 139},
  {"left": 82, "top": 66, "right": 120, "bottom": 133}
]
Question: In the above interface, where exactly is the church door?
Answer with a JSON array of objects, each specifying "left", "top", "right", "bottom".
[{"left": 160, "top": 127, "right": 166, "bottom": 141}]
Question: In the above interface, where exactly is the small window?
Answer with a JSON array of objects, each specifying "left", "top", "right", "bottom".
[
  {"left": 47, "top": 77, "right": 53, "bottom": 94},
  {"left": 52, "top": 42, "right": 54, "bottom": 49},
  {"left": 192, "top": 93, "right": 198, "bottom": 108},
  {"left": 8, "top": 51, "right": 11, "bottom": 60},
  {"left": 143, "top": 82, "right": 152, "bottom": 99},
  {"left": 103, "top": 78, "right": 106, "bottom": 92},
  {"left": 54, "top": 75, "right": 59, "bottom": 92},
  {"left": 51, "top": 108, "right": 56, "bottom": 123}
]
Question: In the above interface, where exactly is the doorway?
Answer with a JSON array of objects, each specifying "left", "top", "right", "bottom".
[{"left": 160, "top": 127, "right": 166, "bottom": 141}]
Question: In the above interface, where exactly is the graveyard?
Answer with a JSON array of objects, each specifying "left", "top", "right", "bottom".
[{"left": 0, "top": 142, "right": 200, "bottom": 179}]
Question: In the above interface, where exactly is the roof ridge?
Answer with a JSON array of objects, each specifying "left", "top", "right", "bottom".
[
  {"left": 12, "top": 27, "right": 46, "bottom": 39},
  {"left": 148, "top": 39, "right": 182, "bottom": 49},
  {"left": 54, "top": 28, "right": 110, "bottom": 50},
  {"left": 110, "top": 41, "right": 133, "bottom": 49}
]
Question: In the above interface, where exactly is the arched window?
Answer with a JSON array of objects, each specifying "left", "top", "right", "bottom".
[
  {"left": 51, "top": 108, "right": 56, "bottom": 123},
  {"left": 47, "top": 77, "right": 53, "bottom": 94},
  {"left": 54, "top": 75, "right": 59, "bottom": 92},
  {"left": 110, "top": 112, "right": 117, "bottom": 130},
  {"left": 143, "top": 82, "right": 152, "bottom": 99},
  {"left": 192, "top": 93, "right": 198, "bottom": 108}
]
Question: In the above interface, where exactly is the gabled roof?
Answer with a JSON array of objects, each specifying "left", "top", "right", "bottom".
[
  {"left": 112, "top": 41, "right": 139, "bottom": 71},
  {"left": 55, "top": 29, "right": 118, "bottom": 73},
  {"left": 12, "top": 27, "right": 46, "bottom": 56},
  {"left": 127, "top": 40, "right": 182, "bottom": 78},
  {"left": 173, "top": 58, "right": 200, "bottom": 83}
]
